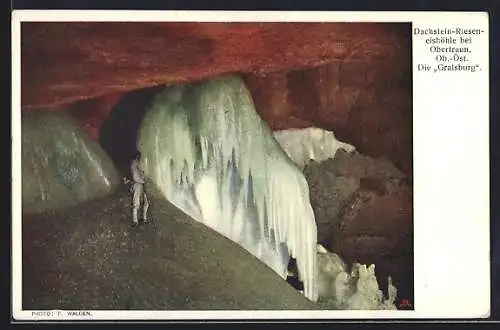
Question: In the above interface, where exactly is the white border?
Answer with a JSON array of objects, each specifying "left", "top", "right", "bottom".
[
  {"left": 9, "top": 10, "right": 490, "bottom": 22},
  {"left": 11, "top": 10, "right": 490, "bottom": 321}
]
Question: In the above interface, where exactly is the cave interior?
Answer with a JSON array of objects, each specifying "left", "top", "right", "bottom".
[{"left": 21, "top": 21, "right": 414, "bottom": 308}]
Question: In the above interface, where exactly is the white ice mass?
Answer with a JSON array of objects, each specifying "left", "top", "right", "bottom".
[
  {"left": 316, "top": 244, "right": 398, "bottom": 310},
  {"left": 273, "top": 127, "right": 356, "bottom": 169},
  {"left": 137, "top": 75, "right": 319, "bottom": 301}
]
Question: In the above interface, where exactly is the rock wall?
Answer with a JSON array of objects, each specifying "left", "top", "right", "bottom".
[
  {"left": 66, "top": 91, "right": 125, "bottom": 140},
  {"left": 21, "top": 22, "right": 410, "bottom": 109},
  {"left": 304, "top": 150, "right": 413, "bottom": 305},
  {"left": 245, "top": 55, "right": 412, "bottom": 177}
]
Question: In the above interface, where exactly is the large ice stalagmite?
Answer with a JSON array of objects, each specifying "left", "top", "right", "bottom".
[{"left": 137, "top": 75, "right": 319, "bottom": 301}]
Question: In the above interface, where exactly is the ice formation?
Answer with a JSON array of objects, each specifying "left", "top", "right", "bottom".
[
  {"left": 22, "top": 111, "right": 119, "bottom": 214},
  {"left": 273, "top": 127, "right": 356, "bottom": 170},
  {"left": 137, "top": 75, "right": 319, "bottom": 301},
  {"left": 316, "top": 244, "right": 397, "bottom": 310}
]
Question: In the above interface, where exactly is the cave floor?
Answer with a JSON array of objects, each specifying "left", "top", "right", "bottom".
[{"left": 21, "top": 183, "right": 318, "bottom": 311}]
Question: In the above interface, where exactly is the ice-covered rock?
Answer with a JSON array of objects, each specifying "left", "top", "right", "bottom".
[
  {"left": 273, "top": 127, "right": 356, "bottom": 170},
  {"left": 21, "top": 111, "right": 120, "bottom": 214}
]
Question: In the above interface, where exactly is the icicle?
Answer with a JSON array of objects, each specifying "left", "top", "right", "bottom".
[{"left": 137, "top": 75, "right": 319, "bottom": 301}]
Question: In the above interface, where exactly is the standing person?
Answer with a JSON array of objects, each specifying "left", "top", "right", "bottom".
[{"left": 130, "top": 150, "right": 150, "bottom": 227}]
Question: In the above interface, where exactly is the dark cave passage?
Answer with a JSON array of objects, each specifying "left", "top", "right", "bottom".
[{"left": 98, "top": 85, "right": 164, "bottom": 177}]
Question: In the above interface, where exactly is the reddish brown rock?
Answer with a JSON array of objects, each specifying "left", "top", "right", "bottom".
[
  {"left": 21, "top": 21, "right": 412, "bottom": 176},
  {"left": 244, "top": 72, "right": 295, "bottom": 128},
  {"left": 304, "top": 150, "right": 413, "bottom": 303},
  {"left": 332, "top": 183, "right": 413, "bottom": 304},
  {"left": 21, "top": 22, "right": 410, "bottom": 109},
  {"left": 246, "top": 55, "right": 412, "bottom": 177},
  {"left": 67, "top": 92, "right": 125, "bottom": 140}
]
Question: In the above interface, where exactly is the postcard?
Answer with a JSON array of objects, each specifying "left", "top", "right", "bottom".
[{"left": 11, "top": 10, "right": 490, "bottom": 321}]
